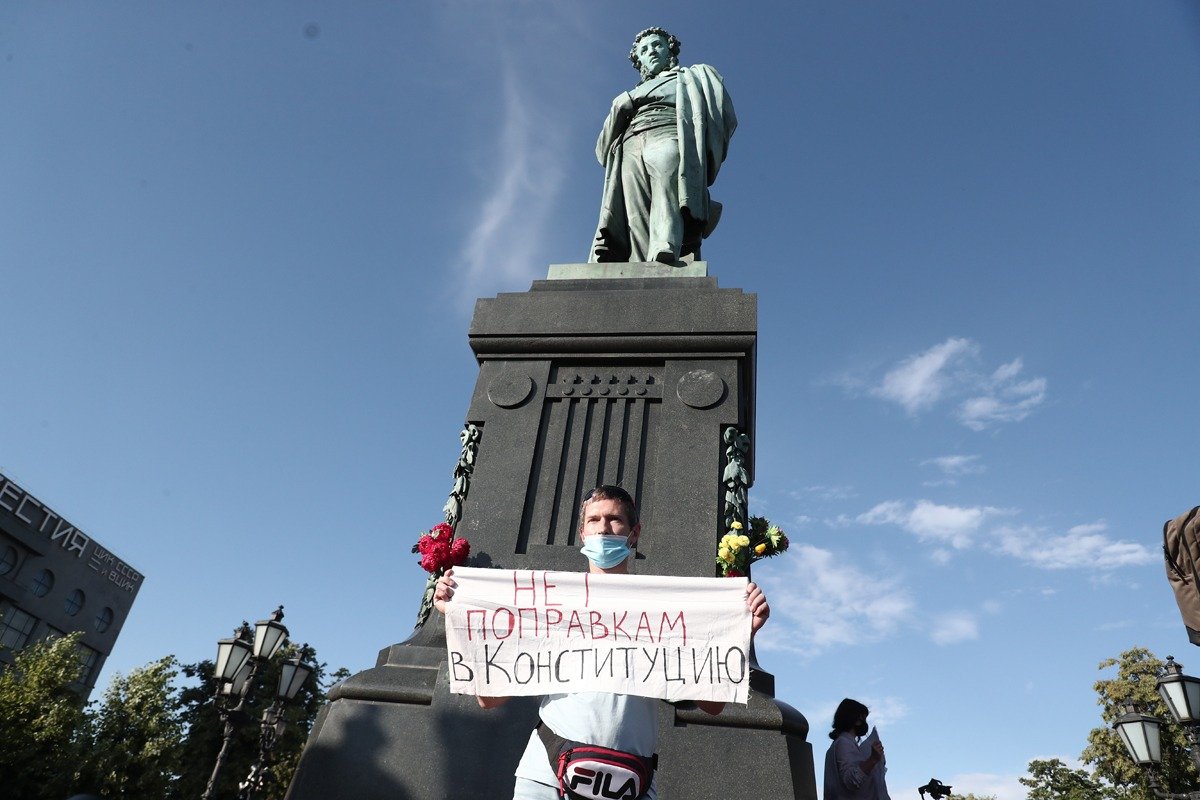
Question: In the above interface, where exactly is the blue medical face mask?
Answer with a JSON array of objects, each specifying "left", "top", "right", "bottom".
[{"left": 580, "top": 534, "right": 632, "bottom": 569}]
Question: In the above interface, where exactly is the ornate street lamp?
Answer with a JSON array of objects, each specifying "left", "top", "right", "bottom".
[
  {"left": 1114, "top": 695, "right": 1200, "bottom": 800},
  {"left": 253, "top": 607, "right": 289, "bottom": 661},
  {"left": 1159, "top": 657, "right": 1200, "bottom": 724},
  {"left": 202, "top": 607, "right": 292, "bottom": 800},
  {"left": 238, "top": 650, "right": 316, "bottom": 800},
  {"left": 1157, "top": 657, "right": 1200, "bottom": 773},
  {"left": 1115, "top": 704, "right": 1163, "bottom": 766},
  {"left": 215, "top": 628, "right": 253, "bottom": 684},
  {"left": 278, "top": 652, "right": 315, "bottom": 702},
  {"left": 220, "top": 659, "right": 253, "bottom": 699}
]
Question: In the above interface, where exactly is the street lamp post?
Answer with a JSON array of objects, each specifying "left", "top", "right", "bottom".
[
  {"left": 237, "top": 650, "right": 315, "bottom": 800},
  {"left": 201, "top": 607, "right": 291, "bottom": 800},
  {"left": 1158, "top": 656, "right": 1200, "bottom": 773},
  {"left": 1112, "top": 656, "right": 1200, "bottom": 800}
]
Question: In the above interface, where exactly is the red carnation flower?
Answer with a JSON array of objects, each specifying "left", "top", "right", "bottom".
[
  {"left": 420, "top": 540, "right": 451, "bottom": 573},
  {"left": 416, "top": 535, "right": 435, "bottom": 555},
  {"left": 450, "top": 537, "right": 470, "bottom": 566},
  {"left": 430, "top": 522, "right": 454, "bottom": 539},
  {"left": 725, "top": 569, "right": 743, "bottom": 578}
]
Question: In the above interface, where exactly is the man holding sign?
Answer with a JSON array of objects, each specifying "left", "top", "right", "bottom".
[{"left": 434, "top": 485, "right": 770, "bottom": 800}]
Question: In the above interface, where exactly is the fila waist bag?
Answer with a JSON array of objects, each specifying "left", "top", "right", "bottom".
[{"left": 537, "top": 722, "right": 656, "bottom": 800}]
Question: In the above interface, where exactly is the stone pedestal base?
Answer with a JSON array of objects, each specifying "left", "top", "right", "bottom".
[
  {"left": 287, "top": 614, "right": 815, "bottom": 799},
  {"left": 286, "top": 274, "right": 817, "bottom": 800}
]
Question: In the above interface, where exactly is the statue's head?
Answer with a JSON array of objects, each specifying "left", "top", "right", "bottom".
[{"left": 629, "top": 27, "right": 680, "bottom": 81}]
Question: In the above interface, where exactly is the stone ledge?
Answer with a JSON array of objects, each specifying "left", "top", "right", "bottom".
[{"left": 547, "top": 261, "right": 708, "bottom": 280}]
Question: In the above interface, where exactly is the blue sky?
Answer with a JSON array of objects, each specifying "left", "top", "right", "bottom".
[{"left": 2, "top": 2, "right": 1198, "bottom": 797}]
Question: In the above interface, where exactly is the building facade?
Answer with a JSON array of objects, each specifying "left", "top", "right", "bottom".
[{"left": 0, "top": 471, "right": 143, "bottom": 697}]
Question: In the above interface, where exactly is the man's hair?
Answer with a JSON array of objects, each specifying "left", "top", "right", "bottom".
[
  {"left": 829, "top": 698, "right": 869, "bottom": 739},
  {"left": 628, "top": 27, "right": 681, "bottom": 79},
  {"left": 580, "top": 485, "right": 639, "bottom": 528}
]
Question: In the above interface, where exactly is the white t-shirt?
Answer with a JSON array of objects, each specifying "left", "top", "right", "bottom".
[{"left": 514, "top": 692, "right": 659, "bottom": 796}]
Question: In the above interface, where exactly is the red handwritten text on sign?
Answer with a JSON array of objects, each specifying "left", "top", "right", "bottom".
[{"left": 444, "top": 568, "right": 751, "bottom": 704}]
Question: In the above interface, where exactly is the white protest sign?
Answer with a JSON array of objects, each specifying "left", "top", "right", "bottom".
[{"left": 444, "top": 567, "right": 751, "bottom": 704}]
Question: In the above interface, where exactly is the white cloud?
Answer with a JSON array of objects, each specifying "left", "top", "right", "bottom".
[
  {"left": 930, "top": 611, "right": 980, "bottom": 645},
  {"left": 755, "top": 544, "right": 914, "bottom": 657},
  {"left": 990, "top": 358, "right": 1023, "bottom": 383},
  {"left": 922, "top": 454, "right": 985, "bottom": 478},
  {"left": 991, "top": 521, "right": 1155, "bottom": 570},
  {"left": 857, "top": 339, "right": 1047, "bottom": 430},
  {"left": 1095, "top": 620, "right": 1135, "bottom": 631},
  {"left": 862, "top": 696, "right": 909, "bottom": 728},
  {"left": 858, "top": 499, "right": 1006, "bottom": 549},
  {"left": 958, "top": 360, "right": 1047, "bottom": 431},
  {"left": 871, "top": 338, "right": 977, "bottom": 413},
  {"left": 796, "top": 484, "right": 858, "bottom": 502},
  {"left": 854, "top": 503, "right": 1149, "bottom": 573},
  {"left": 908, "top": 502, "right": 996, "bottom": 547},
  {"left": 946, "top": 772, "right": 1026, "bottom": 800},
  {"left": 454, "top": 64, "right": 567, "bottom": 307}
]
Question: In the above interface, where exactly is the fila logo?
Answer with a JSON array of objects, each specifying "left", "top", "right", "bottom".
[{"left": 566, "top": 765, "right": 639, "bottom": 799}]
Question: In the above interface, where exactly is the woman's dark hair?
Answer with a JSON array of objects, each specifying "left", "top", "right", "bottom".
[{"left": 829, "top": 698, "right": 869, "bottom": 739}]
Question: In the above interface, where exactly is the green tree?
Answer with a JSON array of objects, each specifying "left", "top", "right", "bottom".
[
  {"left": 1020, "top": 758, "right": 1122, "bottom": 800},
  {"left": 174, "top": 655, "right": 226, "bottom": 799},
  {"left": 0, "top": 632, "right": 90, "bottom": 800},
  {"left": 953, "top": 793, "right": 998, "bottom": 800},
  {"left": 77, "top": 655, "right": 185, "bottom": 798},
  {"left": 1082, "top": 647, "right": 1199, "bottom": 799},
  {"left": 0, "top": 626, "right": 342, "bottom": 799}
]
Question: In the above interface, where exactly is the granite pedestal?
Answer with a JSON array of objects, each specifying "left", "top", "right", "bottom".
[{"left": 286, "top": 269, "right": 817, "bottom": 800}]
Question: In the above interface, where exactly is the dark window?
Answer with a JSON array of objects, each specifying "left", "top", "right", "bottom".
[
  {"left": 65, "top": 589, "right": 84, "bottom": 616},
  {"left": 43, "top": 626, "right": 66, "bottom": 642},
  {"left": 30, "top": 569, "right": 54, "bottom": 598},
  {"left": 0, "top": 546, "right": 16, "bottom": 576},
  {"left": 95, "top": 607, "right": 114, "bottom": 634},
  {"left": 76, "top": 645, "right": 99, "bottom": 684},
  {"left": 0, "top": 604, "right": 37, "bottom": 651}
]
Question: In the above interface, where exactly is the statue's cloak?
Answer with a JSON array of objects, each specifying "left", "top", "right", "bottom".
[{"left": 589, "top": 64, "right": 737, "bottom": 262}]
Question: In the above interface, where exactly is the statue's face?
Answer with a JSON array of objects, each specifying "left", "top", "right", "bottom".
[{"left": 635, "top": 33, "right": 671, "bottom": 78}]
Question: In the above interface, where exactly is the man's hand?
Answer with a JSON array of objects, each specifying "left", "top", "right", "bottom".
[
  {"left": 434, "top": 571, "right": 511, "bottom": 710},
  {"left": 476, "top": 695, "right": 511, "bottom": 710},
  {"left": 433, "top": 568, "right": 456, "bottom": 615},
  {"left": 746, "top": 582, "right": 770, "bottom": 635}
]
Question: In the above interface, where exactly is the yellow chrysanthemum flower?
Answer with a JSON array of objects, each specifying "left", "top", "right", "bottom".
[{"left": 731, "top": 521, "right": 743, "bottom": 530}]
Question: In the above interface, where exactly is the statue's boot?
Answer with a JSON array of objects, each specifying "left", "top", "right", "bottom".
[{"left": 650, "top": 241, "right": 679, "bottom": 264}]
